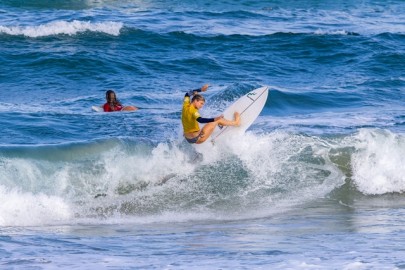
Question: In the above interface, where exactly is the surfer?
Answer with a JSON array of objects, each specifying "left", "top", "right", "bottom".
[
  {"left": 181, "top": 84, "right": 240, "bottom": 144},
  {"left": 103, "top": 90, "right": 138, "bottom": 112}
]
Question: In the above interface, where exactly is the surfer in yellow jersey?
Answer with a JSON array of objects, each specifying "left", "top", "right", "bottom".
[{"left": 182, "top": 84, "right": 240, "bottom": 144}]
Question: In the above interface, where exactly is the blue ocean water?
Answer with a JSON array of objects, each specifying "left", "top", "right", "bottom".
[{"left": 1, "top": 0, "right": 405, "bottom": 268}]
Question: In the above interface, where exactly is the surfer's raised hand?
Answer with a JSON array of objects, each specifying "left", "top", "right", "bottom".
[{"left": 201, "top": 84, "right": 209, "bottom": 92}]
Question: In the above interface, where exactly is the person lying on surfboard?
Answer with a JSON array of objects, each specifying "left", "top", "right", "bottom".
[
  {"left": 181, "top": 84, "right": 240, "bottom": 144},
  {"left": 103, "top": 90, "right": 138, "bottom": 112}
]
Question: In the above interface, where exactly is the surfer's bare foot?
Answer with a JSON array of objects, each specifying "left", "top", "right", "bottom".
[{"left": 234, "top": 112, "right": 241, "bottom": 126}]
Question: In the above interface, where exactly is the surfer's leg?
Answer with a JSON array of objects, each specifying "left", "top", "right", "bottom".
[
  {"left": 196, "top": 122, "right": 217, "bottom": 143},
  {"left": 217, "top": 112, "right": 240, "bottom": 127},
  {"left": 196, "top": 112, "right": 240, "bottom": 144}
]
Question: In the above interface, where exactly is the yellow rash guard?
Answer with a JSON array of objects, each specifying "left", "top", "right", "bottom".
[{"left": 181, "top": 96, "right": 201, "bottom": 133}]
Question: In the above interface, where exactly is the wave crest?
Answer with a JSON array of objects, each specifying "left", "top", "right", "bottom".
[
  {"left": 0, "top": 20, "right": 123, "bottom": 37},
  {"left": 351, "top": 129, "right": 405, "bottom": 195}
]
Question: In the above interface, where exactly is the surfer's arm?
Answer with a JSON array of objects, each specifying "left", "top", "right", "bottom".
[
  {"left": 185, "top": 88, "right": 202, "bottom": 98},
  {"left": 197, "top": 114, "right": 223, "bottom": 123},
  {"left": 196, "top": 117, "right": 215, "bottom": 123},
  {"left": 184, "top": 84, "right": 209, "bottom": 97}
]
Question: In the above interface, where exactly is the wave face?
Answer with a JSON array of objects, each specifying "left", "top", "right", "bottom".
[{"left": 1, "top": 128, "right": 404, "bottom": 226}]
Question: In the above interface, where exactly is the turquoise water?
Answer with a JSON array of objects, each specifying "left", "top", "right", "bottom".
[{"left": 1, "top": 0, "right": 405, "bottom": 269}]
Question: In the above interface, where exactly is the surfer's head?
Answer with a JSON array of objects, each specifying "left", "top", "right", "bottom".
[
  {"left": 191, "top": 94, "right": 205, "bottom": 103},
  {"left": 106, "top": 90, "right": 117, "bottom": 103},
  {"left": 191, "top": 94, "right": 205, "bottom": 109}
]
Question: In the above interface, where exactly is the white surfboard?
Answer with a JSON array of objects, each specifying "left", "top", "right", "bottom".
[
  {"left": 210, "top": 86, "right": 269, "bottom": 143},
  {"left": 91, "top": 105, "right": 103, "bottom": 112},
  {"left": 91, "top": 105, "right": 138, "bottom": 112}
]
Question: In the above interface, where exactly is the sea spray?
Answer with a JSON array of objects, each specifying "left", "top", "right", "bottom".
[{"left": 351, "top": 129, "right": 405, "bottom": 194}]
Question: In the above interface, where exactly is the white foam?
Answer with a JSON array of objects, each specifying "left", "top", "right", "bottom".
[
  {"left": 314, "top": 29, "right": 351, "bottom": 35},
  {"left": 98, "top": 142, "right": 197, "bottom": 189},
  {"left": 3, "top": 129, "right": 385, "bottom": 226},
  {"left": 69, "top": 132, "right": 347, "bottom": 223},
  {"left": 0, "top": 20, "right": 123, "bottom": 37},
  {"left": 194, "top": 130, "right": 345, "bottom": 217},
  {"left": 0, "top": 186, "right": 72, "bottom": 226},
  {"left": 351, "top": 129, "right": 405, "bottom": 194},
  {"left": 230, "top": 131, "right": 345, "bottom": 193}
]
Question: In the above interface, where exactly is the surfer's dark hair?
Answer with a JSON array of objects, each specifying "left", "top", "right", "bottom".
[
  {"left": 192, "top": 94, "right": 205, "bottom": 102},
  {"left": 105, "top": 90, "right": 121, "bottom": 105}
]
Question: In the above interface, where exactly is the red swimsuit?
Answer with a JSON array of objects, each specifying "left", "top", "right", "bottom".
[{"left": 103, "top": 103, "right": 123, "bottom": 112}]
